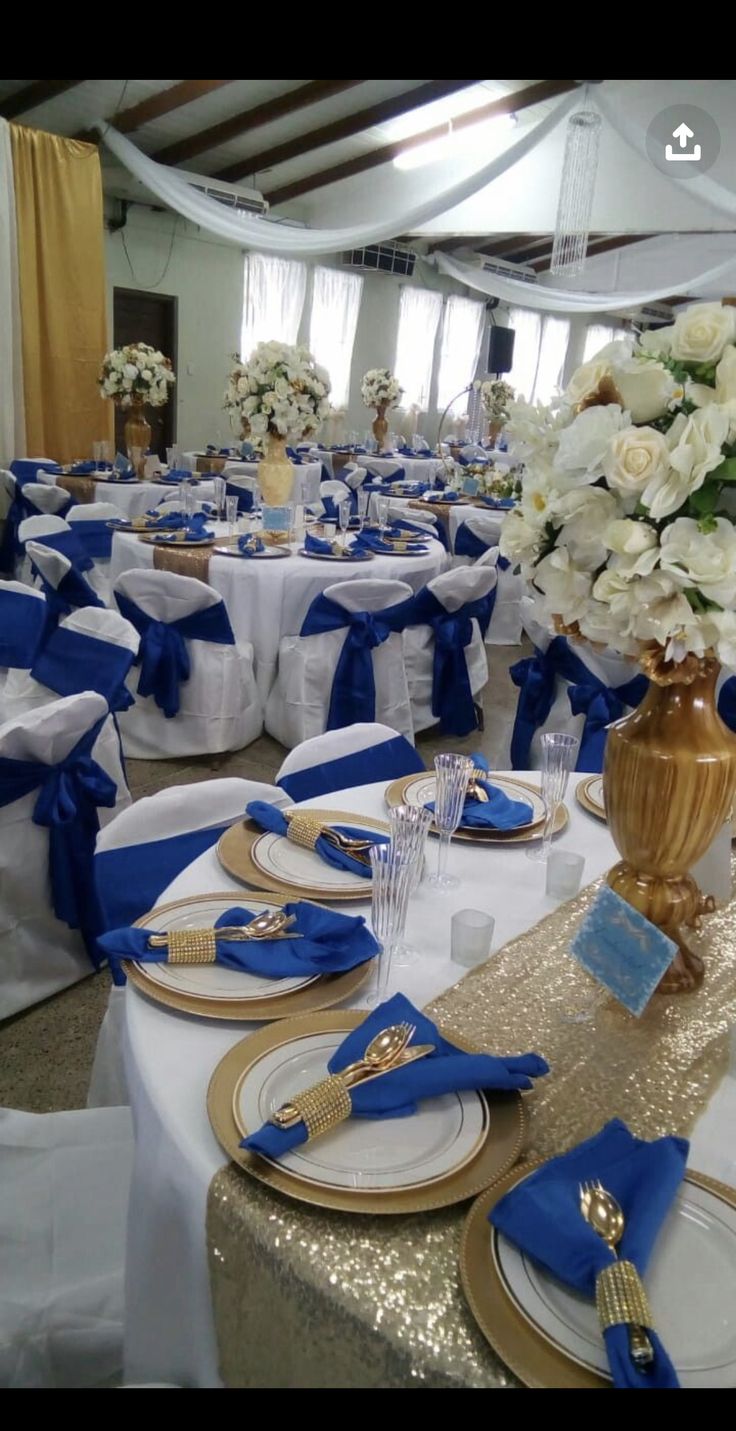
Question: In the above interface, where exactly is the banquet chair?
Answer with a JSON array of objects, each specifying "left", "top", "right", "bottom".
[
  {"left": 453, "top": 512, "right": 504, "bottom": 564},
  {"left": 265, "top": 578, "right": 415, "bottom": 747},
  {"left": 315, "top": 478, "right": 354, "bottom": 522},
  {"left": 459, "top": 444, "right": 487, "bottom": 461},
  {"left": 17, "top": 514, "right": 76, "bottom": 585},
  {"left": 67, "top": 502, "right": 121, "bottom": 601},
  {"left": 2, "top": 607, "right": 140, "bottom": 719},
  {"left": 275, "top": 723, "right": 425, "bottom": 803},
  {"left": 508, "top": 595, "right": 648, "bottom": 772},
  {"left": 476, "top": 546, "right": 524, "bottom": 645},
  {"left": 400, "top": 565, "right": 498, "bottom": 736},
  {"left": 0, "top": 1104, "right": 133, "bottom": 1389},
  {"left": 9, "top": 457, "right": 60, "bottom": 484},
  {"left": 364, "top": 459, "right": 406, "bottom": 485},
  {"left": 0, "top": 477, "right": 71, "bottom": 576},
  {"left": 0, "top": 581, "right": 47, "bottom": 711},
  {"left": 113, "top": 568, "right": 262, "bottom": 758},
  {"left": 0, "top": 691, "right": 130, "bottom": 1019},
  {"left": 25, "top": 541, "right": 104, "bottom": 632},
  {"left": 342, "top": 464, "right": 367, "bottom": 490}
]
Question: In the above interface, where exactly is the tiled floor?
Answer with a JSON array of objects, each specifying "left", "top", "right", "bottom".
[{"left": 0, "top": 644, "right": 525, "bottom": 1113}]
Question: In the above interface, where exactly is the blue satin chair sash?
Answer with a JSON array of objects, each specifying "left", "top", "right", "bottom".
[
  {"left": 225, "top": 482, "right": 254, "bottom": 513},
  {"left": 31, "top": 564, "right": 104, "bottom": 637},
  {"left": 277, "top": 734, "right": 424, "bottom": 802},
  {"left": 95, "top": 819, "right": 238, "bottom": 931},
  {"left": 382, "top": 586, "right": 493, "bottom": 737},
  {"left": 29, "top": 528, "right": 93, "bottom": 572},
  {"left": 454, "top": 522, "right": 491, "bottom": 560},
  {"left": 299, "top": 594, "right": 396, "bottom": 729},
  {"left": 31, "top": 627, "right": 136, "bottom": 712},
  {"left": 114, "top": 592, "right": 235, "bottom": 718},
  {"left": 0, "top": 716, "right": 117, "bottom": 959},
  {"left": 509, "top": 637, "right": 648, "bottom": 771},
  {"left": 718, "top": 675, "right": 736, "bottom": 732},
  {"left": 1, "top": 486, "right": 70, "bottom": 573},
  {"left": 0, "top": 590, "right": 48, "bottom": 670},
  {"left": 65, "top": 521, "right": 114, "bottom": 561}
]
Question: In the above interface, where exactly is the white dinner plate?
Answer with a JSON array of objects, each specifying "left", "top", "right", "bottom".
[
  {"left": 249, "top": 815, "right": 387, "bottom": 895},
  {"left": 134, "top": 894, "right": 317, "bottom": 1002},
  {"left": 395, "top": 772, "right": 545, "bottom": 831},
  {"left": 233, "top": 1028, "right": 488, "bottom": 1192},
  {"left": 493, "top": 1176, "right": 736, "bottom": 1388},
  {"left": 298, "top": 547, "right": 374, "bottom": 563},
  {"left": 213, "top": 544, "right": 291, "bottom": 560},
  {"left": 584, "top": 776, "right": 605, "bottom": 814}
]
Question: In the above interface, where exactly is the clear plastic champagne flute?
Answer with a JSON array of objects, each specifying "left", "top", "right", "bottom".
[
  {"left": 366, "top": 843, "right": 413, "bottom": 1005},
  {"left": 338, "top": 499, "right": 351, "bottom": 553},
  {"left": 428, "top": 753, "right": 473, "bottom": 891},
  {"left": 527, "top": 732, "right": 580, "bottom": 862},
  {"left": 388, "top": 805, "right": 433, "bottom": 966}
]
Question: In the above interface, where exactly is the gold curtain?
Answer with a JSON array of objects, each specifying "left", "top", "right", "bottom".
[{"left": 11, "top": 124, "right": 112, "bottom": 463}]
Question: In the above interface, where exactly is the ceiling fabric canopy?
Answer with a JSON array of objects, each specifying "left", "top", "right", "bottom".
[
  {"left": 433, "top": 246, "right": 736, "bottom": 314},
  {"left": 94, "top": 92, "right": 577, "bottom": 257}
]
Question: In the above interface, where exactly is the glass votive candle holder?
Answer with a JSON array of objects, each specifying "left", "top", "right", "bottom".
[
  {"left": 451, "top": 909, "right": 495, "bottom": 969},
  {"left": 545, "top": 849, "right": 586, "bottom": 900}
]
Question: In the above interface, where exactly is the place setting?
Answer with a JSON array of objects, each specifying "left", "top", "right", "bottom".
[{"left": 217, "top": 799, "right": 392, "bottom": 900}]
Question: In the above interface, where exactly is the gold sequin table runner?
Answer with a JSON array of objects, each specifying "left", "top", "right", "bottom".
[
  {"left": 207, "top": 868, "right": 736, "bottom": 1388},
  {"left": 57, "top": 474, "right": 96, "bottom": 504},
  {"left": 152, "top": 543, "right": 211, "bottom": 583}
]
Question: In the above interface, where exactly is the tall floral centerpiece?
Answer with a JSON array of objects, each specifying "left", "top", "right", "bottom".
[
  {"left": 224, "top": 341, "right": 330, "bottom": 504},
  {"left": 99, "top": 343, "right": 175, "bottom": 474},
  {"left": 361, "top": 368, "right": 403, "bottom": 450},
  {"left": 501, "top": 300, "right": 736, "bottom": 992},
  {"left": 480, "top": 378, "right": 515, "bottom": 444}
]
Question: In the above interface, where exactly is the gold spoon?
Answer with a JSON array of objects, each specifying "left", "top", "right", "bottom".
[
  {"left": 579, "top": 1180, "right": 655, "bottom": 1368},
  {"left": 270, "top": 1021, "right": 416, "bottom": 1128},
  {"left": 147, "top": 910, "right": 299, "bottom": 948}
]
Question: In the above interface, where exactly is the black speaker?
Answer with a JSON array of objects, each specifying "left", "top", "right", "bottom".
[{"left": 488, "top": 325, "right": 515, "bottom": 375}]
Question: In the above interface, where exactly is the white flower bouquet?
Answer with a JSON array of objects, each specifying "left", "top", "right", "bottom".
[
  {"left": 360, "top": 368, "right": 403, "bottom": 410},
  {"left": 500, "top": 300, "right": 736, "bottom": 670},
  {"left": 445, "top": 460, "right": 523, "bottom": 499},
  {"left": 224, "top": 340, "right": 330, "bottom": 442},
  {"left": 99, "top": 343, "right": 175, "bottom": 408},
  {"left": 480, "top": 378, "right": 515, "bottom": 425}
]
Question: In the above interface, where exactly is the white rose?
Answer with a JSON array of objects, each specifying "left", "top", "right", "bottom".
[
  {"left": 605, "top": 518, "right": 660, "bottom": 576},
  {"left": 141, "top": 368, "right": 152, "bottom": 381},
  {"left": 499, "top": 511, "right": 542, "bottom": 566},
  {"left": 611, "top": 358, "right": 679, "bottom": 423},
  {"left": 534, "top": 547, "right": 594, "bottom": 624},
  {"left": 551, "top": 485, "right": 619, "bottom": 565},
  {"left": 554, "top": 404, "right": 628, "bottom": 479},
  {"left": 658, "top": 516, "right": 736, "bottom": 608},
  {"left": 603, "top": 424, "right": 670, "bottom": 499},
  {"left": 565, "top": 358, "right": 613, "bottom": 406},
  {"left": 704, "top": 610, "right": 736, "bottom": 668},
  {"left": 715, "top": 345, "right": 736, "bottom": 403},
  {"left": 626, "top": 572, "right": 696, "bottom": 646},
  {"left": 124, "top": 363, "right": 138, "bottom": 380},
  {"left": 643, "top": 404, "right": 729, "bottom": 518},
  {"left": 670, "top": 302, "right": 736, "bottom": 364}
]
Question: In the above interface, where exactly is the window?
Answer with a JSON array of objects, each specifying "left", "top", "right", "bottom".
[
  {"left": 436, "top": 294, "right": 485, "bottom": 410},
  {"left": 308, "top": 266, "right": 363, "bottom": 409},
  {"left": 394, "top": 286, "right": 443, "bottom": 411},
  {"left": 241, "top": 252, "right": 307, "bottom": 356},
  {"left": 583, "top": 322, "right": 619, "bottom": 361},
  {"left": 508, "top": 306, "right": 571, "bottom": 404}
]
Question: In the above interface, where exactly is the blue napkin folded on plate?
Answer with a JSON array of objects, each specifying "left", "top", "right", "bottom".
[
  {"left": 491, "top": 1119, "right": 686, "bottom": 1389},
  {"left": 246, "top": 799, "right": 388, "bottom": 878},
  {"left": 354, "top": 531, "right": 426, "bottom": 555},
  {"left": 69, "top": 460, "right": 97, "bottom": 474},
  {"left": 304, "top": 531, "right": 340, "bottom": 556},
  {"left": 425, "top": 490, "right": 459, "bottom": 502},
  {"left": 480, "top": 496, "right": 515, "bottom": 509},
  {"left": 142, "top": 510, "right": 206, "bottom": 532},
  {"left": 426, "top": 752, "right": 533, "bottom": 830},
  {"left": 242, "top": 991, "right": 548, "bottom": 1158},
  {"left": 236, "top": 534, "right": 266, "bottom": 556},
  {"left": 99, "top": 900, "right": 380, "bottom": 987},
  {"left": 152, "top": 523, "right": 213, "bottom": 544},
  {"left": 165, "top": 468, "right": 198, "bottom": 484}
]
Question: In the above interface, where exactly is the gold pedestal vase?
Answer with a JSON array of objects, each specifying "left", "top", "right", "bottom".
[
  {"left": 123, "top": 400, "right": 152, "bottom": 477},
  {"left": 258, "top": 432, "right": 294, "bottom": 505},
  {"left": 487, "top": 419, "right": 502, "bottom": 445},
  {"left": 603, "top": 655, "right": 736, "bottom": 994},
  {"left": 372, "top": 403, "right": 388, "bottom": 450}
]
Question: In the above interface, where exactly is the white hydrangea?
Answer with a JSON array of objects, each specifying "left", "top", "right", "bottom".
[{"left": 98, "top": 343, "right": 175, "bottom": 408}]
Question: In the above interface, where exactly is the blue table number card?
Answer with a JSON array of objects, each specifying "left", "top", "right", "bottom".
[
  {"left": 262, "top": 505, "right": 290, "bottom": 532},
  {"left": 570, "top": 885, "right": 677, "bottom": 1017}
]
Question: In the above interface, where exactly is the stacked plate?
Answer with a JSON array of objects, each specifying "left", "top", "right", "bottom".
[
  {"left": 217, "top": 809, "right": 390, "bottom": 900},
  {"left": 385, "top": 773, "right": 568, "bottom": 845}
]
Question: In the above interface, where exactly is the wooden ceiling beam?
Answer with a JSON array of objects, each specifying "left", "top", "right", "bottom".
[
  {"left": 0, "top": 80, "right": 83, "bottom": 120},
  {"left": 76, "top": 80, "right": 235, "bottom": 141},
  {"left": 213, "top": 80, "right": 480, "bottom": 183},
  {"left": 150, "top": 81, "right": 365, "bottom": 167},
  {"left": 426, "top": 235, "right": 493, "bottom": 254},
  {"left": 533, "top": 233, "right": 653, "bottom": 272},
  {"left": 266, "top": 78, "right": 582, "bottom": 206}
]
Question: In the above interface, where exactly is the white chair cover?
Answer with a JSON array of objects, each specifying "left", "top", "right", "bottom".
[
  {"left": 342, "top": 464, "right": 367, "bottom": 490},
  {"left": 403, "top": 566, "right": 496, "bottom": 734},
  {"left": 113, "top": 568, "right": 262, "bottom": 759},
  {"left": 2, "top": 607, "right": 140, "bottom": 718},
  {"left": 459, "top": 444, "right": 487, "bottom": 460},
  {"left": 67, "top": 502, "right": 121, "bottom": 601},
  {"left": 320, "top": 479, "right": 351, "bottom": 502},
  {"left": 17, "top": 514, "right": 70, "bottom": 584},
  {"left": 0, "top": 691, "right": 130, "bottom": 1019},
  {"left": 265, "top": 577, "right": 414, "bottom": 748},
  {"left": 0, "top": 1104, "right": 133, "bottom": 1388},
  {"left": 275, "top": 723, "right": 424, "bottom": 803},
  {"left": 20, "top": 482, "right": 71, "bottom": 516}
]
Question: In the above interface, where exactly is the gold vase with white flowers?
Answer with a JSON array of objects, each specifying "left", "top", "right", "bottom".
[{"left": 223, "top": 341, "right": 331, "bottom": 505}]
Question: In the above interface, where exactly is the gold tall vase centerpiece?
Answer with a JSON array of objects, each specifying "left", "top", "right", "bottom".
[
  {"left": 258, "top": 431, "right": 293, "bottom": 505},
  {"left": 487, "top": 419, "right": 502, "bottom": 445},
  {"left": 123, "top": 400, "right": 151, "bottom": 478},
  {"left": 603, "top": 653, "right": 736, "bottom": 994},
  {"left": 372, "top": 402, "right": 389, "bottom": 451}
]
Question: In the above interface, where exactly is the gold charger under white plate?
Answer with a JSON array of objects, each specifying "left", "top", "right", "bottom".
[
  {"left": 461, "top": 1161, "right": 736, "bottom": 1389},
  {"left": 208, "top": 1010, "right": 526, "bottom": 1214},
  {"left": 384, "top": 773, "right": 567, "bottom": 844},
  {"left": 139, "top": 532, "right": 216, "bottom": 548},
  {"left": 125, "top": 891, "right": 370, "bottom": 1021},
  {"left": 217, "top": 809, "right": 390, "bottom": 901},
  {"left": 575, "top": 774, "right": 606, "bottom": 822}
]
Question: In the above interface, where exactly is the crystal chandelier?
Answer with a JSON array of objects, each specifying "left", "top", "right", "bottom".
[{"left": 550, "top": 107, "right": 602, "bottom": 278}]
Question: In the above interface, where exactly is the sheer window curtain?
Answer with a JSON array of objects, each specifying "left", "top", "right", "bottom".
[
  {"left": 508, "top": 306, "right": 570, "bottom": 404},
  {"left": 308, "top": 266, "right": 363, "bottom": 408},
  {"left": 535, "top": 316, "right": 571, "bottom": 404},
  {"left": 583, "top": 322, "right": 619, "bottom": 360},
  {"left": 436, "top": 294, "right": 485, "bottom": 409},
  {"left": 394, "top": 286, "right": 443, "bottom": 412},
  {"left": 241, "top": 252, "right": 307, "bottom": 356}
]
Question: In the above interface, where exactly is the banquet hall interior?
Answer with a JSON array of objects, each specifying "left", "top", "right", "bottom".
[{"left": 1, "top": 76, "right": 736, "bottom": 1391}]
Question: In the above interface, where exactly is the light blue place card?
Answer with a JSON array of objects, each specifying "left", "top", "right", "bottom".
[
  {"left": 113, "top": 450, "right": 130, "bottom": 473},
  {"left": 570, "top": 885, "right": 677, "bottom": 1017},
  {"left": 463, "top": 477, "right": 480, "bottom": 495},
  {"left": 262, "top": 505, "right": 290, "bottom": 532}
]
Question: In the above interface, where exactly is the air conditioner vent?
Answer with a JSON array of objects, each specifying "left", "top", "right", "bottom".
[
  {"left": 187, "top": 177, "right": 269, "bottom": 216},
  {"left": 477, "top": 254, "right": 537, "bottom": 285},
  {"left": 343, "top": 244, "right": 416, "bottom": 277}
]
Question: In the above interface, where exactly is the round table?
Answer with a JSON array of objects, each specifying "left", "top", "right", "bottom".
[
  {"left": 108, "top": 523, "right": 448, "bottom": 705},
  {"left": 118, "top": 774, "right": 736, "bottom": 1386},
  {"left": 48, "top": 474, "right": 178, "bottom": 518},
  {"left": 311, "top": 451, "right": 444, "bottom": 486}
]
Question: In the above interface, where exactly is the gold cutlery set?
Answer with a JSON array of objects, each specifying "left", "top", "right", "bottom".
[
  {"left": 146, "top": 909, "right": 300, "bottom": 962},
  {"left": 283, "top": 809, "right": 374, "bottom": 866},
  {"left": 268, "top": 1021, "right": 434, "bottom": 1133},
  {"left": 580, "top": 1179, "right": 655, "bottom": 1371}
]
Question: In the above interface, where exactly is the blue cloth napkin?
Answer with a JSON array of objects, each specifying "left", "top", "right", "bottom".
[
  {"left": 246, "top": 800, "right": 388, "bottom": 878},
  {"left": 491, "top": 1119, "right": 686, "bottom": 1389},
  {"left": 304, "top": 531, "right": 340, "bottom": 556},
  {"left": 165, "top": 468, "right": 198, "bottom": 485},
  {"left": 425, "top": 490, "right": 459, "bottom": 503},
  {"left": 354, "top": 531, "right": 426, "bottom": 555},
  {"left": 426, "top": 752, "right": 533, "bottom": 830},
  {"left": 480, "top": 496, "right": 515, "bottom": 509},
  {"left": 236, "top": 535, "right": 265, "bottom": 556},
  {"left": 70, "top": 460, "right": 97, "bottom": 474},
  {"left": 242, "top": 991, "right": 548, "bottom": 1158},
  {"left": 142, "top": 510, "right": 207, "bottom": 532},
  {"left": 152, "top": 523, "right": 213, "bottom": 544},
  {"left": 99, "top": 900, "right": 380, "bottom": 986}
]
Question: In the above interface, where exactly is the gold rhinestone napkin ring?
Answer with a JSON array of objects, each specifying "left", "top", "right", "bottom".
[
  {"left": 595, "top": 1260, "right": 653, "bottom": 1331},
  {"left": 272, "top": 1075, "right": 352, "bottom": 1140},
  {"left": 158, "top": 927, "right": 218, "bottom": 964},
  {"left": 284, "top": 812, "right": 324, "bottom": 850}
]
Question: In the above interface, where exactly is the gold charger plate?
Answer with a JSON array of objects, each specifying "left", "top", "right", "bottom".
[
  {"left": 575, "top": 774, "right": 606, "bottom": 823},
  {"left": 139, "top": 532, "right": 216, "bottom": 548},
  {"left": 460, "top": 1162, "right": 736, "bottom": 1389},
  {"left": 217, "top": 809, "right": 391, "bottom": 901},
  {"left": 207, "top": 1010, "right": 526, "bottom": 1214},
  {"left": 384, "top": 774, "right": 567, "bottom": 845},
  {"left": 124, "top": 891, "right": 371, "bottom": 1021}
]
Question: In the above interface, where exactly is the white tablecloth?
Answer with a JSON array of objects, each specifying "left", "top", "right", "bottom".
[
  {"left": 48, "top": 476, "right": 178, "bottom": 519},
  {"left": 311, "top": 451, "right": 444, "bottom": 486},
  {"left": 118, "top": 774, "right": 736, "bottom": 1386},
  {"left": 108, "top": 524, "right": 448, "bottom": 705},
  {"left": 223, "top": 461, "right": 322, "bottom": 505}
]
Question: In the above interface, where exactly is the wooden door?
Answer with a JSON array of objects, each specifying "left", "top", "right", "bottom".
[{"left": 113, "top": 288, "right": 178, "bottom": 458}]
